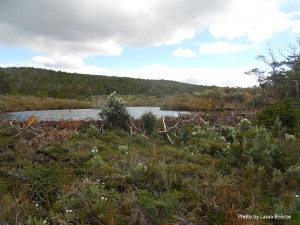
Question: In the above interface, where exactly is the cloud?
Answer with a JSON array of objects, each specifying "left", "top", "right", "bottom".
[
  {"left": 32, "top": 54, "right": 85, "bottom": 69},
  {"left": 208, "top": 0, "right": 295, "bottom": 43},
  {"left": 31, "top": 54, "right": 111, "bottom": 75},
  {"left": 0, "top": 0, "right": 234, "bottom": 57},
  {"left": 1, "top": 0, "right": 298, "bottom": 75},
  {"left": 172, "top": 48, "right": 197, "bottom": 58},
  {"left": 0, "top": 0, "right": 298, "bottom": 56},
  {"left": 200, "top": 41, "right": 254, "bottom": 55},
  {"left": 110, "top": 64, "right": 258, "bottom": 87}
]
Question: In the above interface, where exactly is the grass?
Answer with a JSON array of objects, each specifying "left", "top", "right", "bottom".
[
  {"left": 1, "top": 90, "right": 255, "bottom": 113},
  {"left": 0, "top": 95, "right": 92, "bottom": 112},
  {"left": 0, "top": 95, "right": 164, "bottom": 113},
  {"left": 161, "top": 91, "right": 255, "bottom": 111},
  {"left": 0, "top": 115, "right": 299, "bottom": 224}
]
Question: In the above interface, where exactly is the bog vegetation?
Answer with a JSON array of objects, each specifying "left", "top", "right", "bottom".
[
  {"left": 0, "top": 40, "right": 300, "bottom": 224},
  {"left": 0, "top": 92, "right": 299, "bottom": 224}
]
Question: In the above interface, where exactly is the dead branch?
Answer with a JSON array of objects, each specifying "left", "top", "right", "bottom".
[
  {"left": 198, "top": 116, "right": 207, "bottom": 125},
  {"left": 161, "top": 117, "right": 174, "bottom": 145},
  {"left": 99, "top": 124, "right": 105, "bottom": 132},
  {"left": 129, "top": 119, "right": 138, "bottom": 132},
  {"left": 158, "top": 122, "right": 179, "bottom": 133}
]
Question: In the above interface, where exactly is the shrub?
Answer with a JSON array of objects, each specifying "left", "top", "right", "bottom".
[
  {"left": 256, "top": 98, "right": 300, "bottom": 136},
  {"left": 219, "top": 125, "right": 237, "bottom": 142},
  {"left": 251, "top": 93, "right": 265, "bottom": 108},
  {"left": 140, "top": 111, "right": 157, "bottom": 134},
  {"left": 99, "top": 92, "right": 130, "bottom": 130},
  {"left": 237, "top": 118, "right": 252, "bottom": 132}
]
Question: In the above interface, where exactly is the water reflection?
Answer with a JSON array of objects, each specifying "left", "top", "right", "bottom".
[{"left": 0, "top": 107, "right": 189, "bottom": 121}]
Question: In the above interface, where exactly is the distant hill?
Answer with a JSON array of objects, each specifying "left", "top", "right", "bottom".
[{"left": 0, "top": 67, "right": 211, "bottom": 99}]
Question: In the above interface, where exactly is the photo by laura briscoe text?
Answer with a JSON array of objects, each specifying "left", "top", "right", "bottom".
[{"left": 238, "top": 213, "right": 292, "bottom": 221}]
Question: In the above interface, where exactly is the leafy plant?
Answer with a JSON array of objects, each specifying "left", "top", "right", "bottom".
[
  {"left": 99, "top": 92, "right": 130, "bottom": 130},
  {"left": 256, "top": 98, "right": 300, "bottom": 136},
  {"left": 140, "top": 111, "right": 157, "bottom": 134}
]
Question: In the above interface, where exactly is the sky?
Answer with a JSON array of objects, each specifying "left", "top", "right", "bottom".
[{"left": 0, "top": 0, "right": 300, "bottom": 87}]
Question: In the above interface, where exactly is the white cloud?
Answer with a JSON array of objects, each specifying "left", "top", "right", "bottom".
[
  {"left": 0, "top": 0, "right": 298, "bottom": 58},
  {"left": 208, "top": 0, "right": 295, "bottom": 43},
  {"left": 110, "top": 64, "right": 258, "bottom": 87},
  {"left": 172, "top": 48, "right": 197, "bottom": 58},
  {"left": 31, "top": 54, "right": 111, "bottom": 75},
  {"left": 0, "top": 0, "right": 234, "bottom": 58},
  {"left": 32, "top": 54, "right": 85, "bottom": 69},
  {"left": 200, "top": 41, "right": 254, "bottom": 55}
]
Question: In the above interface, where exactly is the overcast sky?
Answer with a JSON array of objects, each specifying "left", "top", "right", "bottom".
[{"left": 1, "top": 0, "right": 300, "bottom": 87}]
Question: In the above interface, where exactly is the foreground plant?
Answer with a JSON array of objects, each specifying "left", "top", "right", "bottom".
[{"left": 99, "top": 91, "right": 130, "bottom": 130}]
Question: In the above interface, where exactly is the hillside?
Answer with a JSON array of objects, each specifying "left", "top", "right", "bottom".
[{"left": 0, "top": 67, "right": 211, "bottom": 99}]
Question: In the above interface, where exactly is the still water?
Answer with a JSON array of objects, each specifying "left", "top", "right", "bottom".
[{"left": 0, "top": 107, "right": 189, "bottom": 121}]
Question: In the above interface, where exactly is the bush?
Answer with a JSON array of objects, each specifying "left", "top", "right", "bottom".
[
  {"left": 237, "top": 118, "right": 252, "bottom": 132},
  {"left": 140, "top": 111, "right": 157, "bottom": 134},
  {"left": 256, "top": 98, "right": 300, "bottom": 136},
  {"left": 99, "top": 92, "right": 130, "bottom": 130}
]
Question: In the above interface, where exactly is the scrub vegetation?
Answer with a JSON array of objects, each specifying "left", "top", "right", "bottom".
[
  {"left": 0, "top": 93, "right": 299, "bottom": 224},
  {"left": 0, "top": 40, "right": 300, "bottom": 224}
]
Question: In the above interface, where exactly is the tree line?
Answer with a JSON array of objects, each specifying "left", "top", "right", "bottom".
[{"left": 0, "top": 67, "right": 210, "bottom": 99}]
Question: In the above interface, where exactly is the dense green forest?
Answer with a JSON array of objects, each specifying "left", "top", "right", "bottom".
[{"left": 0, "top": 67, "right": 211, "bottom": 99}]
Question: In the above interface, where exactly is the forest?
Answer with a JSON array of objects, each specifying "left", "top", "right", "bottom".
[{"left": 0, "top": 67, "right": 210, "bottom": 98}]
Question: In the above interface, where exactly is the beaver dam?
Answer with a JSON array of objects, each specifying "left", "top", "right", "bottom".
[{"left": 0, "top": 110, "right": 299, "bottom": 225}]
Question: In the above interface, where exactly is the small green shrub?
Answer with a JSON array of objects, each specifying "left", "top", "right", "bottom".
[
  {"left": 118, "top": 145, "right": 128, "bottom": 154},
  {"left": 99, "top": 92, "right": 130, "bottom": 130},
  {"left": 237, "top": 118, "right": 252, "bottom": 132},
  {"left": 220, "top": 125, "right": 237, "bottom": 142},
  {"left": 140, "top": 111, "right": 157, "bottom": 134}
]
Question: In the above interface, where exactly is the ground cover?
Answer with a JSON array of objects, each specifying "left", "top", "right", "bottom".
[{"left": 0, "top": 112, "right": 299, "bottom": 224}]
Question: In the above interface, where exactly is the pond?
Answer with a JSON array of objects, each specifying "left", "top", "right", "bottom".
[{"left": 0, "top": 107, "right": 190, "bottom": 121}]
